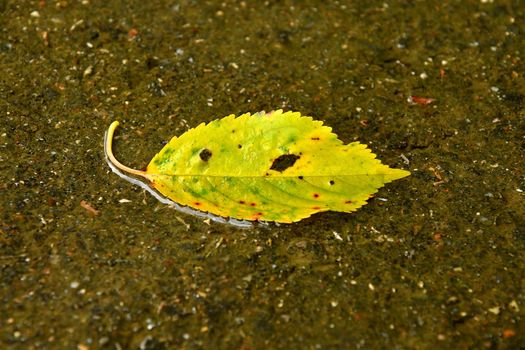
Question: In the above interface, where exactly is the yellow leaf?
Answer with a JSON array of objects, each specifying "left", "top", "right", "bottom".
[{"left": 105, "top": 110, "right": 409, "bottom": 224}]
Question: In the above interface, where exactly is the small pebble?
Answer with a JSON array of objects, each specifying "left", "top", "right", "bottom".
[
  {"left": 508, "top": 300, "right": 519, "bottom": 312},
  {"left": 488, "top": 306, "right": 500, "bottom": 315}
]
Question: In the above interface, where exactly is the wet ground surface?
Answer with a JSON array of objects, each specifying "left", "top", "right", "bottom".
[{"left": 1, "top": 1, "right": 524, "bottom": 349}]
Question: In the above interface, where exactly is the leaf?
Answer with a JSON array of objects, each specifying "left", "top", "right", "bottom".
[{"left": 105, "top": 110, "right": 410, "bottom": 224}]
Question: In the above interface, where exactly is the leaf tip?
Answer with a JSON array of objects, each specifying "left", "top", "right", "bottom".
[{"left": 388, "top": 168, "right": 411, "bottom": 181}]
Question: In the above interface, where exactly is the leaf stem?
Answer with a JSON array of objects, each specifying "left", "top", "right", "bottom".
[{"left": 104, "top": 121, "right": 150, "bottom": 179}]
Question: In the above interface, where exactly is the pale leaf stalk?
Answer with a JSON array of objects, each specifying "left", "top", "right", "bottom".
[{"left": 104, "top": 121, "right": 151, "bottom": 179}]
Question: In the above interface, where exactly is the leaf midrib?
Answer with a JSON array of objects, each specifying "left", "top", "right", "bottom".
[{"left": 147, "top": 173, "right": 397, "bottom": 178}]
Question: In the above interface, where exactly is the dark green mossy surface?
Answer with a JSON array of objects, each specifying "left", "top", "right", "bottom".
[{"left": 1, "top": 1, "right": 523, "bottom": 349}]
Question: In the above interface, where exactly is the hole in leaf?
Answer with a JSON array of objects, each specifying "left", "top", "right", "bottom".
[
  {"left": 270, "top": 154, "right": 300, "bottom": 172},
  {"left": 199, "top": 149, "right": 212, "bottom": 161}
]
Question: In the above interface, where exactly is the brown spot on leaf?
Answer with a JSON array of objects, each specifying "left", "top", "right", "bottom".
[
  {"left": 345, "top": 200, "right": 353, "bottom": 204},
  {"left": 311, "top": 137, "right": 320, "bottom": 140},
  {"left": 199, "top": 149, "right": 212, "bottom": 161},
  {"left": 239, "top": 200, "right": 245, "bottom": 204},
  {"left": 194, "top": 202, "right": 201, "bottom": 206},
  {"left": 312, "top": 206, "right": 321, "bottom": 210},
  {"left": 238, "top": 144, "right": 242, "bottom": 149},
  {"left": 250, "top": 202, "right": 256, "bottom": 207},
  {"left": 313, "top": 193, "right": 320, "bottom": 198},
  {"left": 298, "top": 176, "right": 304, "bottom": 180},
  {"left": 270, "top": 154, "right": 300, "bottom": 172},
  {"left": 329, "top": 180, "right": 335, "bottom": 185}
]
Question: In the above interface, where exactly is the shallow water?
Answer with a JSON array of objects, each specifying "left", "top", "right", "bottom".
[{"left": 1, "top": 1, "right": 524, "bottom": 349}]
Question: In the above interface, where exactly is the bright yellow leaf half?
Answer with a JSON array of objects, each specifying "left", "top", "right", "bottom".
[{"left": 105, "top": 110, "right": 410, "bottom": 223}]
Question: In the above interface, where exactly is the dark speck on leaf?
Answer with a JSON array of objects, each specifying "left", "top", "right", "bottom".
[
  {"left": 270, "top": 154, "right": 300, "bottom": 172},
  {"left": 311, "top": 137, "right": 320, "bottom": 140},
  {"left": 330, "top": 180, "right": 335, "bottom": 185},
  {"left": 298, "top": 176, "right": 304, "bottom": 180},
  {"left": 238, "top": 144, "right": 242, "bottom": 149},
  {"left": 199, "top": 149, "right": 212, "bottom": 161}
]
